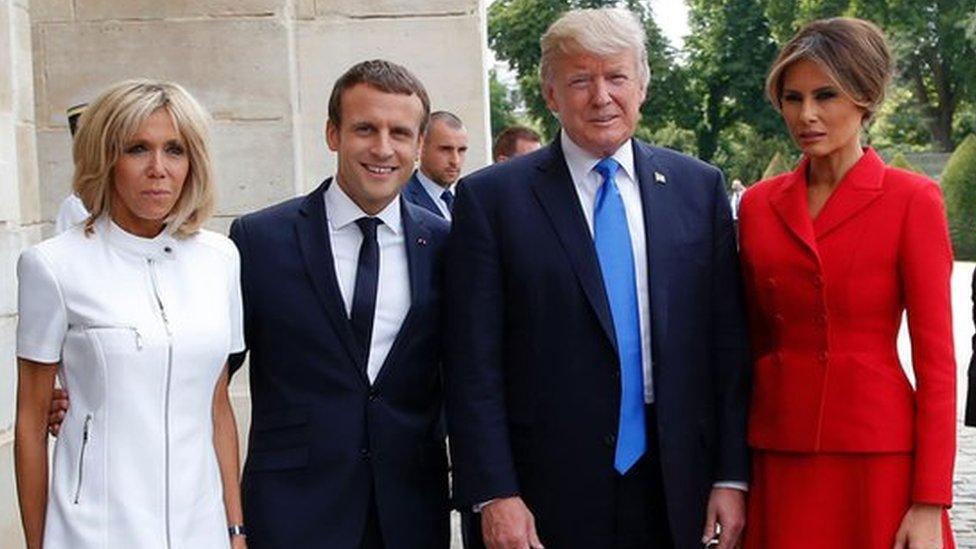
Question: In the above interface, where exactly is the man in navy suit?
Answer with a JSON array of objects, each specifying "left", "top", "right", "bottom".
[
  {"left": 230, "top": 60, "right": 450, "bottom": 548},
  {"left": 404, "top": 111, "right": 468, "bottom": 220},
  {"left": 444, "top": 8, "right": 749, "bottom": 549}
]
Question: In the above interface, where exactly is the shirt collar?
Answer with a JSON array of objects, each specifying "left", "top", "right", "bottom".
[
  {"left": 416, "top": 168, "right": 455, "bottom": 197},
  {"left": 97, "top": 215, "right": 180, "bottom": 260},
  {"left": 560, "top": 129, "right": 636, "bottom": 185},
  {"left": 325, "top": 177, "right": 402, "bottom": 235}
]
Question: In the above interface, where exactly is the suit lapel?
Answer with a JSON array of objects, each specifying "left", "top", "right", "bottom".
[
  {"left": 632, "top": 141, "right": 670, "bottom": 348},
  {"left": 372, "top": 200, "right": 431, "bottom": 387},
  {"left": 769, "top": 159, "right": 821, "bottom": 262},
  {"left": 812, "top": 148, "right": 886, "bottom": 239},
  {"left": 407, "top": 172, "right": 445, "bottom": 219},
  {"left": 295, "top": 179, "right": 368, "bottom": 383},
  {"left": 530, "top": 140, "right": 617, "bottom": 351}
]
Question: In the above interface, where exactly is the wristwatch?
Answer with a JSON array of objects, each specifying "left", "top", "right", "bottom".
[{"left": 228, "top": 524, "right": 247, "bottom": 538}]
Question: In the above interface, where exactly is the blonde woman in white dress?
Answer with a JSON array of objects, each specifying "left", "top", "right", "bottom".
[{"left": 15, "top": 79, "right": 246, "bottom": 549}]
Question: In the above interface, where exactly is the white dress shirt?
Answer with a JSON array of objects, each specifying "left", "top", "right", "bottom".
[
  {"left": 416, "top": 169, "right": 455, "bottom": 221},
  {"left": 325, "top": 180, "right": 411, "bottom": 383},
  {"left": 561, "top": 130, "right": 655, "bottom": 404}
]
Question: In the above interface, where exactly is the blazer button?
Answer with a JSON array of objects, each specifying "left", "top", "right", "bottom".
[
  {"left": 604, "top": 434, "right": 616, "bottom": 447},
  {"left": 360, "top": 448, "right": 371, "bottom": 460},
  {"left": 368, "top": 388, "right": 379, "bottom": 401},
  {"left": 818, "top": 351, "right": 829, "bottom": 363}
]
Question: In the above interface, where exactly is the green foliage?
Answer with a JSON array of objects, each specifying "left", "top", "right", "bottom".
[
  {"left": 762, "top": 151, "right": 794, "bottom": 180},
  {"left": 635, "top": 122, "right": 697, "bottom": 155},
  {"left": 711, "top": 123, "right": 794, "bottom": 184},
  {"left": 868, "top": 86, "right": 932, "bottom": 152},
  {"left": 685, "top": 0, "right": 783, "bottom": 161},
  {"left": 888, "top": 152, "right": 922, "bottom": 174},
  {"left": 942, "top": 134, "right": 976, "bottom": 260},
  {"left": 489, "top": 70, "right": 519, "bottom": 139}
]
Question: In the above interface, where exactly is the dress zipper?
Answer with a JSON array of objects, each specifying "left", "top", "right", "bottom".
[
  {"left": 73, "top": 414, "right": 92, "bottom": 504},
  {"left": 148, "top": 258, "right": 173, "bottom": 549}
]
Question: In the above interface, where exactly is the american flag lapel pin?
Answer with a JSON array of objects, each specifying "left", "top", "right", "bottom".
[{"left": 654, "top": 171, "right": 667, "bottom": 185}]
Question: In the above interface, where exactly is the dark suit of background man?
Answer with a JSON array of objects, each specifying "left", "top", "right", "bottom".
[
  {"left": 229, "top": 60, "right": 450, "bottom": 548},
  {"left": 966, "top": 269, "right": 976, "bottom": 426},
  {"left": 405, "top": 111, "right": 468, "bottom": 220},
  {"left": 444, "top": 8, "right": 750, "bottom": 549}
]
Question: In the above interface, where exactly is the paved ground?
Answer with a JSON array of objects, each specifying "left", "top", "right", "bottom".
[{"left": 954, "top": 420, "right": 976, "bottom": 547}]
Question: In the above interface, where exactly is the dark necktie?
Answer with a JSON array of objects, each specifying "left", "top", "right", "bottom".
[
  {"left": 351, "top": 217, "right": 381, "bottom": 366},
  {"left": 440, "top": 189, "right": 454, "bottom": 213},
  {"left": 593, "top": 157, "right": 646, "bottom": 474}
]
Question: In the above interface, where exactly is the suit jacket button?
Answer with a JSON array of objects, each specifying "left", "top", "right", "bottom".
[
  {"left": 368, "top": 388, "right": 379, "bottom": 401},
  {"left": 360, "top": 448, "right": 371, "bottom": 460},
  {"left": 604, "top": 434, "right": 616, "bottom": 447}
]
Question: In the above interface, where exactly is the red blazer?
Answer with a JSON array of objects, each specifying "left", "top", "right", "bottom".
[{"left": 738, "top": 148, "right": 956, "bottom": 505}]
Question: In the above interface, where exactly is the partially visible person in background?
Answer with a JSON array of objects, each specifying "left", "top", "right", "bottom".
[
  {"left": 404, "top": 110, "right": 468, "bottom": 220},
  {"left": 738, "top": 17, "right": 956, "bottom": 549},
  {"left": 966, "top": 269, "right": 976, "bottom": 427},
  {"left": 15, "top": 79, "right": 246, "bottom": 549},
  {"left": 492, "top": 125, "right": 541, "bottom": 163},
  {"left": 54, "top": 103, "right": 90, "bottom": 234}
]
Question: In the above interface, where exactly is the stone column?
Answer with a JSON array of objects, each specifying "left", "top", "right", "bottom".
[{"left": 0, "top": 0, "right": 40, "bottom": 544}]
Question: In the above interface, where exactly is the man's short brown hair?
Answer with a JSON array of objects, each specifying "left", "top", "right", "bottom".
[
  {"left": 328, "top": 59, "right": 432, "bottom": 133},
  {"left": 493, "top": 126, "right": 542, "bottom": 161}
]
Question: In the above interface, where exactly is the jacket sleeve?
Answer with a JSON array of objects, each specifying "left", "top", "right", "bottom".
[
  {"left": 899, "top": 181, "right": 956, "bottom": 506},
  {"left": 227, "top": 218, "right": 251, "bottom": 377},
  {"left": 707, "top": 171, "right": 751, "bottom": 484},
  {"left": 442, "top": 180, "right": 520, "bottom": 508}
]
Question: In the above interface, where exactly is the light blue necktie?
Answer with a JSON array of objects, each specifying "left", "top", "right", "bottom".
[{"left": 593, "top": 157, "right": 647, "bottom": 474}]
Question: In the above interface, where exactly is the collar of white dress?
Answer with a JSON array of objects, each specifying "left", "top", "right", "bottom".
[{"left": 97, "top": 215, "right": 180, "bottom": 261}]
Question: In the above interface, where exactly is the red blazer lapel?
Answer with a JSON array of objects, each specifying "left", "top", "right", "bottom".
[
  {"left": 813, "top": 148, "right": 886, "bottom": 239},
  {"left": 769, "top": 158, "right": 820, "bottom": 262}
]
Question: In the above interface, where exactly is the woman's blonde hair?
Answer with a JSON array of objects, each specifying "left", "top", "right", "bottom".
[
  {"left": 766, "top": 17, "right": 893, "bottom": 123},
  {"left": 72, "top": 79, "right": 214, "bottom": 237}
]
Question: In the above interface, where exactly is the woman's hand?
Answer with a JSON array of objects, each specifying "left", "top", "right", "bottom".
[
  {"left": 230, "top": 535, "right": 248, "bottom": 549},
  {"left": 893, "top": 503, "right": 943, "bottom": 549}
]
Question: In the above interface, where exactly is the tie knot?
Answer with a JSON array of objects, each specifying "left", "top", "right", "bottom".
[
  {"left": 594, "top": 157, "right": 621, "bottom": 182},
  {"left": 355, "top": 217, "right": 382, "bottom": 239}
]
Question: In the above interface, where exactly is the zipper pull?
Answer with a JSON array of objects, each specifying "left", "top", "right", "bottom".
[{"left": 82, "top": 414, "right": 92, "bottom": 441}]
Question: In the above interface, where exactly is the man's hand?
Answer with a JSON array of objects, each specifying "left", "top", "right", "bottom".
[
  {"left": 893, "top": 503, "right": 943, "bottom": 549},
  {"left": 701, "top": 487, "right": 745, "bottom": 549},
  {"left": 47, "top": 388, "right": 69, "bottom": 436},
  {"left": 481, "top": 496, "right": 544, "bottom": 549}
]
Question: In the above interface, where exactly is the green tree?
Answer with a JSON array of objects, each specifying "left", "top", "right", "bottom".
[
  {"left": 685, "top": 0, "right": 784, "bottom": 162},
  {"left": 942, "top": 134, "right": 976, "bottom": 260},
  {"left": 489, "top": 70, "right": 519, "bottom": 138}
]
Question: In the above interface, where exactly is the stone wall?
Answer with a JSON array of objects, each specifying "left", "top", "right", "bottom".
[
  {"left": 0, "top": 0, "right": 40, "bottom": 544},
  {"left": 1, "top": 1, "right": 489, "bottom": 544}
]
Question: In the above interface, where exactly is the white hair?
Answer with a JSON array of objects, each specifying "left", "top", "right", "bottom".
[{"left": 540, "top": 8, "right": 650, "bottom": 88}]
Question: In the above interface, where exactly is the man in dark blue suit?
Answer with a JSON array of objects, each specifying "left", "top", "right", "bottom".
[
  {"left": 404, "top": 111, "right": 468, "bottom": 220},
  {"left": 230, "top": 60, "right": 450, "bottom": 548},
  {"left": 444, "top": 8, "right": 750, "bottom": 549}
]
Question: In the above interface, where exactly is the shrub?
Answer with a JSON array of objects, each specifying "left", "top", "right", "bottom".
[
  {"left": 888, "top": 152, "right": 923, "bottom": 174},
  {"left": 762, "top": 151, "right": 793, "bottom": 180},
  {"left": 941, "top": 134, "right": 976, "bottom": 261}
]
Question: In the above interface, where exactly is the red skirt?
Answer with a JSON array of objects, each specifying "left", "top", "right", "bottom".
[{"left": 744, "top": 450, "right": 954, "bottom": 549}]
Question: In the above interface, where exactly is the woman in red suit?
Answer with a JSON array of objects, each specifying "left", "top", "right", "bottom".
[{"left": 739, "top": 18, "right": 956, "bottom": 548}]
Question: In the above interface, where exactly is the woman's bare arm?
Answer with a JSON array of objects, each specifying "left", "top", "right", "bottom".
[
  {"left": 15, "top": 358, "right": 58, "bottom": 549},
  {"left": 212, "top": 364, "right": 246, "bottom": 548}
]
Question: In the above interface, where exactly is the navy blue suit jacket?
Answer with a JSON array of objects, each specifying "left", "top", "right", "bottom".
[
  {"left": 965, "top": 269, "right": 976, "bottom": 426},
  {"left": 229, "top": 180, "right": 451, "bottom": 548},
  {"left": 443, "top": 139, "right": 750, "bottom": 548},
  {"left": 404, "top": 171, "right": 445, "bottom": 218}
]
